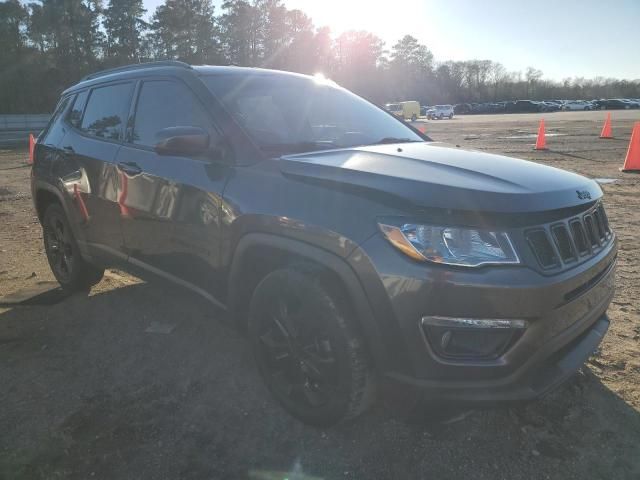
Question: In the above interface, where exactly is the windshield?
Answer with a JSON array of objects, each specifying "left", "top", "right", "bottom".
[{"left": 202, "top": 74, "right": 423, "bottom": 154}]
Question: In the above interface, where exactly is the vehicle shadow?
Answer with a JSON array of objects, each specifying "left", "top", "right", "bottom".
[{"left": 0, "top": 280, "right": 639, "bottom": 479}]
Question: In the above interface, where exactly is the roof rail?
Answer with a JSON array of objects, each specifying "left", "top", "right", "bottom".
[{"left": 81, "top": 61, "right": 192, "bottom": 82}]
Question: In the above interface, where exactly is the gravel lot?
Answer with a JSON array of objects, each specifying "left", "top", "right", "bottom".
[{"left": 1, "top": 110, "right": 639, "bottom": 479}]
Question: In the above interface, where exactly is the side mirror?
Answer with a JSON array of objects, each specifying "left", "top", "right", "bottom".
[{"left": 154, "top": 126, "right": 209, "bottom": 157}]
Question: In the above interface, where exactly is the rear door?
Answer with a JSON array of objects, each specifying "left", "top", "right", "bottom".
[
  {"left": 58, "top": 81, "right": 135, "bottom": 263},
  {"left": 115, "top": 78, "right": 231, "bottom": 296}
]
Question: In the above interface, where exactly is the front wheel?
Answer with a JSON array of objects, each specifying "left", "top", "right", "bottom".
[
  {"left": 248, "top": 268, "right": 375, "bottom": 426},
  {"left": 42, "top": 204, "right": 104, "bottom": 292}
]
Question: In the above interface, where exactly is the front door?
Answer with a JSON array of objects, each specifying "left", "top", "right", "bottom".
[{"left": 115, "top": 78, "right": 231, "bottom": 297}]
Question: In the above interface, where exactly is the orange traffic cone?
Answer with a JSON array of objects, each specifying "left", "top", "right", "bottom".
[
  {"left": 28, "top": 133, "right": 35, "bottom": 164},
  {"left": 621, "top": 122, "right": 640, "bottom": 172},
  {"left": 600, "top": 113, "right": 613, "bottom": 139},
  {"left": 534, "top": 119, "right": 547, "bottom": 150},
  {"left": 417, "top": 123, "right": 427, "bottom": 134}
]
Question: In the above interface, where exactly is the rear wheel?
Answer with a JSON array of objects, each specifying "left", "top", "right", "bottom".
[
  {"left": 248, "top": 268, "right": 375, "bottom": 426},
  {"left": 411, "top": 114, "right": 417, "bottom": 121},
  {"left": 42, "top": 204, "right": 104, "bottom": 293}
]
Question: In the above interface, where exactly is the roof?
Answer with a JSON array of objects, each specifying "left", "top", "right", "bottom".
[{"left": 63, "top": 62, "right": 316, "bottom": 95}]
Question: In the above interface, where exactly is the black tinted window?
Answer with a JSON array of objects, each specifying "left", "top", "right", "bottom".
[
  {"left": 50, "top": 96, "right": 71, "bottom": 124},
  {"left": 41, "top": 95, "right": 71, "bottom": 138},
  {"left": 81, "top": 83, "right": 133, "bottom": 140},
  {"left": 132, "top": 81, "right": 210, "bottom": 146},
  {"left": 68, "top": 90, "right": 88, "bottom": 128}
]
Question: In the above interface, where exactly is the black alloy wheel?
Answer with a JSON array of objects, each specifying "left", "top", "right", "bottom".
[
  {"left": 249, "top": 268, "right": 374, "bottom": 426},
  {"left": 42, "top": 204, "right": 104, "bottom": 292}
]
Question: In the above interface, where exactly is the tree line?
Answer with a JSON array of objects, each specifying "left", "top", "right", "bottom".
[{"left": 1, "top": 0, "right": 638, "bottom": 113}]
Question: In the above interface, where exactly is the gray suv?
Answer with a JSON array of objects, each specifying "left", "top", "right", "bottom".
[{"left": 31, "top": 62, "right": 616, "bottom": 426}]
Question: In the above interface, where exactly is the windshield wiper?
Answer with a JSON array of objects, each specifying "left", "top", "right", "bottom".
[
  {"left": 368, "top": 137, "right": 422, "bottom": 145},
  {"left": 260, "top": 141, "right": 337, "bottom": 154}
]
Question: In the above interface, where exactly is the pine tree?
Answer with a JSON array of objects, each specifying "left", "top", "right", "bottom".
[
  {"left": 103, "top": 0, "right": 147, "bottom": 64},
  {"left": 151, "top": 0, "right": 222, "bottom": 64}
]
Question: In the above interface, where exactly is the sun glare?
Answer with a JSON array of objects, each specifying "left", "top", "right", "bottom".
[
  {"left": 288, "top": 0, "right": 425, "bottom": 41},
  {"left": 313, "top": 72, "right": 336, "bottom": 86}
]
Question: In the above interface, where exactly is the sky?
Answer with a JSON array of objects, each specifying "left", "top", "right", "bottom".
[{"left": 142, "top": 0, "right": 640, "bottom": 80}]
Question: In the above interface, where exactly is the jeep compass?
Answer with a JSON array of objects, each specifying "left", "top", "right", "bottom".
[{"left": 31, "top": 61, "right": 616, "bottom": 426}]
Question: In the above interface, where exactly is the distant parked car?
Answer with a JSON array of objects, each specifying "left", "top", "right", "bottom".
[
  {"left": 622, "top": 99, "right": 640, "bottom": 109},
  {"left": 540, "top": 102, "right": 562, "bottom": 112},
  {"left": 420, "top": 105, "right": 428, "bottom": 116},
  {"left": 562, "top": 100, "right": 593, "bottom": 111},
  {"left": 491, "top": 102, "right": 507, "bottom": 113},
  {"left": 594, "top": 99, "right": 632, "bottom": 110},
  {"left": 454, "top": 103, "right": 472, "bottom": 114},
  {"left": 505, "top": 100, "right": 541, "bottom": 113},
  {"left": 470, "top": 103, "right": 491, "bottom": 114},
  {"left": 427, "top": 105, "right": 454, "bottom": 119}
]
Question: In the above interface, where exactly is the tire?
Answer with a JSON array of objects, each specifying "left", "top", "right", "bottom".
[
  {"left": 248, "top": 268, "right": 375, "bottom": 426},
  {"left": 411, "top": 114, "right": 417, "bottom": 122},
  {"left": 449, "top": 114, "right": 453, "bottom": 119},
  {"left": 438, "top": 114, "right": 443, "bottom": 120},
  {"left": 42, "top": 203, "right": 104, "bottom": 293}
]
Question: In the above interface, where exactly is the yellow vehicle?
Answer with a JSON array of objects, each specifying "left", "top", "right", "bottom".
[{"left": 385, "top": 101, "right": 420, "bottom": 121}]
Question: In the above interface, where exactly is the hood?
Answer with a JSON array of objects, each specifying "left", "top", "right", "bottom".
[{"left": 279, "top": 142, "right": 602, "bottom": 213}]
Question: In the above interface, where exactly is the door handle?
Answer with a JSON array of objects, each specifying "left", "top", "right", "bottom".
[
  {"left": 117, "top": 161, "right": 142, "bottom": 176},
  {"left": 62, "top": 145, "right": 74, "bottom": 154}
]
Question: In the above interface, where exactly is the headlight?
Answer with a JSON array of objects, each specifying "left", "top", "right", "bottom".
[{"left": 378, "top": 222, "right": 520, "bottom": 267}]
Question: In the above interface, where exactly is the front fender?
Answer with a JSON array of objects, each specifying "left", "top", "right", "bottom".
[{"left": 226, "top": 231, "right": 400, "bottom": 373}]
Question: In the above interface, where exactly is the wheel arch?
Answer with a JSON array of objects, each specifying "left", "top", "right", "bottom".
[
  {"left": 227, "top": 232, "right": 389, "bottom": 371},
  {"left": 33, "top": 181, "right": 92, "bottom": 260},
  {"left": 34, "top": 182, "right": 65, "bottom": 221}
]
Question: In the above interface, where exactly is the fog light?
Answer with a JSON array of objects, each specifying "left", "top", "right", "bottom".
[{"left": 421, "top": 316, "right": 527, "bottom": 360}]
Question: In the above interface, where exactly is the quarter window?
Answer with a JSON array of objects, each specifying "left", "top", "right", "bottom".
[
  {"left": 40, "top": 95, "right": 72, "bottom": 138},
  {"left": 68, "top": 90, "right": 89, "bottom": 128},
  {"left": 81, "top": 83, "right": 134, "bottom": 140},
  {"left": 51, "top": 96, "right": 72, "bottom": 122},
  {"left": 132, "top": 80, "right": 211, "bottom": 147}
]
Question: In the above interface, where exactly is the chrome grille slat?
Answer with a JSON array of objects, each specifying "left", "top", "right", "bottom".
[
  {"left": 569, "top": 220, "right": 589, "bottom": 256},
  {"left": 583, "top": 214, "right": 599, "bottom": 248},
  {"left": 551, "top": 224, "right": 576, "bottom": 262}
]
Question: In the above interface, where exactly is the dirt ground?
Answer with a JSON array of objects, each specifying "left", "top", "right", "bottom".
[{"left": 1, "top": 110, "right": 639, "bottom": 479}]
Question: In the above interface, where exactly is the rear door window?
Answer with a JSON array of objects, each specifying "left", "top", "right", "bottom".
[
  {"left": 81, "top": 82, "right": 134, "bottom": 140},
  {"left": 131, "top": 80, "right": 211, "bottom": 147}
]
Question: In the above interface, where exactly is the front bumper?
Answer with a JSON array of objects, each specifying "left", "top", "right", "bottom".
[
  {"left": 348, "top": 232, "right": 616, "bottom": 404},
  {"left": 385, "top": 313, "right": 609, "bottom": 404}
]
